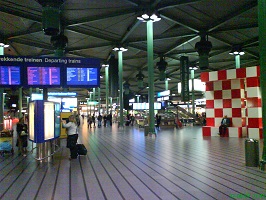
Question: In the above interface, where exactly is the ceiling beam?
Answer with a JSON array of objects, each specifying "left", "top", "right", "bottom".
[
  {"left": 208, "top": 0, "right": 257, "bottom": 32},
  {"left": 209, "top": 23, "right": 258, "bottom": 33},
  {"left": 67, "top": 42, "right": 113, "bottom": 52},
  {"left": 0, "top": 6, "right": 42, "bottom": 23},
  {"left": 121, "top": 20, "right": 142, "bottom": 44},
  {"left": 160, "top": 13, "right": 199, "bottom": 33},
  {"left": 9, "top": 38, "right": 53, "bottom": 51},
  {"left": 122, "top": 0, "right": 140, "bottom": 6},
  {"left": 157, "top": 0, "right": 203, "bottom": 10},
  {"left": 65, "top": 8, "right": 137, "bottom": 27}
]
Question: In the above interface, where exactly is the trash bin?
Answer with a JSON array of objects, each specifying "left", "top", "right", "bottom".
[
  {"left": 245, "top": 139, "right": 259, "bottom": 167},
  {"left": 144, "top": 125, "right": 149, "bottom": 136}
]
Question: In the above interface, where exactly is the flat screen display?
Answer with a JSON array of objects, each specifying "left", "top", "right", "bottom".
[
  {"left": 0, "top": 66, "right": 21, "bottom": 86},
  {"left": 27, "top": 66, "right": 60, "bottom": 86},
  {"left": 66, "top": 67, "right": 99, "bottom": 87}
]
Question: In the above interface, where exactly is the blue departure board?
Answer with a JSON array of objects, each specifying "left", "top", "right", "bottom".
[
  {"left": 0, "top": 66, "right": 21, "bottom": 85},
  {"left": 66, "top": 67, "right": 98, "bottom": 86},
  {"left": 27, "top": 67, "right": 60, "bottom": 86}
]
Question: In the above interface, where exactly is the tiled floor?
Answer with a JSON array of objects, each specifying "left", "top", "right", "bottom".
[{"left": 1, "top": 120, "right": 266, "bottom": 200}]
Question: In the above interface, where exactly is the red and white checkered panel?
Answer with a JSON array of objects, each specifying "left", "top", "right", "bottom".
[
  {"left": 201, "top": 66, "right": 260, "bottom": 82},
  {"left": 204, "top": 79, "right": 245, "bottom": 128},
  {"left": 245, "top": 76, "right": 262, "bottom": 138},
  {"left": 201, "top": 66, "right": 262, "bottom": 139}
]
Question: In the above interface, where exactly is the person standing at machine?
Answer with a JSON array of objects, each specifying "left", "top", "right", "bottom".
[{"left": 62, "top": 115, "right": 78, "bottom": 160}]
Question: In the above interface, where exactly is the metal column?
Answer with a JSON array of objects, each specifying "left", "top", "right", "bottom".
[
  {"left": 259, "top": 0, "right": 266, "bottom": 170},
  {"left": 147, "top": 20, "right": 155, "bottom": 135},
  {"left": 118, "top": 51, "right": 124, "bottom": 126},
  {"left": 105, "top": 66, "right": 109, "bottom": 115}
]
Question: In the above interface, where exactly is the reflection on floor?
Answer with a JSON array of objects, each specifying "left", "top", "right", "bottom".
[{"left": 1, "top": 121, "right": 266, "bottom": 200}]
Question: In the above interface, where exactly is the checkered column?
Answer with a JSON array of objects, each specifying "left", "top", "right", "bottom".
[
  {"left": 201, "top": 66, "right": 261, "bottom": 138},
  {"left": 246, "top": 75, "right": 263, "bottom": 139}
]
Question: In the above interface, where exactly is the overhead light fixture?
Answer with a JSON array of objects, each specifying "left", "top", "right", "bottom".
[
  {"left": 157, "top": 56, "right": 167, "bottom": 81},
  {"left": 137, "top": 11, "right": 161, "bottom": 22},
  {"left": 166, "top": 77, "right": 171, "bottom": 81},
  {"left": 102, "top": 64, "right": 109, "bottom": 68},
  {"left": 113, "top": 46, "right": 128, "bottom": 52},
  {"left": 189, "top": 66, "right": 198, "bottom": 70},
  {"left": 0, "top": 42, "right": 9, "bottom": 48},
  {"left": 229, "top": 45, "right": 245, "bottom": 56},
  {"left": 195, "top": 32, "right": 212, "bottom": 70}
]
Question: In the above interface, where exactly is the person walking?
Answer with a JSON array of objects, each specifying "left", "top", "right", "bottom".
[
  {"left": 92, "top": 114, "right": 96, "bottom": 127},
  {"left": 156, "top": 114, "right": 161, "bottom": 130},
  {"left": 97, "top": 114, "right": 102, "bottom": 127}
]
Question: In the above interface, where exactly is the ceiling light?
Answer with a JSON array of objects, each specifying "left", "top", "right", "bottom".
[
  {"left": 229, "top": 45, "right": 245, "bottom": 56},
  {"left": 113, "top": 46, "right": 128, "bottom": 52},
  {"left": 137, "top": 11, "right": 161, "bottom": 22},
  {"left": 0, "top": 42, "right": 9, "bottom": 48},
  {"left": 189, "top": 66, "right": 198, "bottom": 70},
  {"left": 102, "top": 64, "right": 109, "bottom": 67}
]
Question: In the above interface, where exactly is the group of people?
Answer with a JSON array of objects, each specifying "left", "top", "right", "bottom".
[
  {"left": 87, "top": 113, "right": 112, "bottom": 128},
  {"left": 15, "top": 112, "right": 232, "bottom": 161}
]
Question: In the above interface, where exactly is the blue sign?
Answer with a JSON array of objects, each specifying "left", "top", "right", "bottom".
[{"left": 0, "top": 56, "right": 101, "bottom": 88}]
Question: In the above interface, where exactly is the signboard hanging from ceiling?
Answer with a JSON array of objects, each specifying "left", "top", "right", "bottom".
[
  {"left": 180, "top": 56, "right": 189, "bottom": 102},
  {"left": 0, "top": 56, "right": 101, "bottom": 88}
]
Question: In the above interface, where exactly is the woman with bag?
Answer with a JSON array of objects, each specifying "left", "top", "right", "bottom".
[
  {"left": 16, "top": 117, "right": 28, "bottom": 156},
  {"left": 62, "top": 115, "right": 78, "bottom": 160}
]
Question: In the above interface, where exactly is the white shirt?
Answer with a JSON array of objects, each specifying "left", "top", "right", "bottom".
[{"left": 62, "top": 122, "right": 78, "bottom": 136}]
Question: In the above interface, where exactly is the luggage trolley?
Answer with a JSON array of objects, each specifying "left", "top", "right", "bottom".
[{"left": 0, "top": 129, "right": 14, "bottom": 156}]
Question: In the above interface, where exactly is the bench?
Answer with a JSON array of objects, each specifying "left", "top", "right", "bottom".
[{"left": 202, "top": 126, "right": 247, "bottom": 138}]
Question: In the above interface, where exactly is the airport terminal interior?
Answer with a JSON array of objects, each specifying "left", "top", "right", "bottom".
[
  {"left": 1, "top": 120, "right": 266, "bottom": 200},
  {"left": 1, "top": 0, "right": 266, "bottom": 200}
]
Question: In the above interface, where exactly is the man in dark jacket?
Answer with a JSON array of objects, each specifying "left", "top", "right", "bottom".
[{"left": 219, "top": 115, "right": 230, "bottom": 135}]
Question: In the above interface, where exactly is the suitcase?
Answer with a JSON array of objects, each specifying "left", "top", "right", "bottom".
[{"left": 77, "top": 144, "right": 87, "bottom": 155}]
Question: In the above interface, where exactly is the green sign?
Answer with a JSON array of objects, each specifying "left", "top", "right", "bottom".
[{"left": 180, "top": 56, "right": 189, "bottom": 102}]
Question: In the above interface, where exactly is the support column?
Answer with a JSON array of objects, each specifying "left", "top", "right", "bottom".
[
  {"left": 118, "top": 51, "right": 124, "bottom": 126},
  {"left": 43, "top": 88, "right": 48, "bottom": 101},
  {"left": 0, "top": 47, "right": 4, "bottom": 130},
  {"left": 98, "top": 87, "right": 101, "bottom": 114},
  {"left": 105, "top": 66, "right": 109, "bottom": 115},
  {"left": 191, "top": 69, "right": 195, "bottom": 115},
  {"left": 93, "top": 88, "right": 96, "bottom": 101},
  {"left": 259, "top": 0, "right": 266, "bottom": 170},
  {"left": 93, "top": 88, "right": 96, "bottom": 114},
  {"left": 137, "top": 95, "right": 140, "bottom": 103},
  {"left": 18, "top": 87, "right": 23, "bottom": 119},
  {"left": 147, "top": 20, "right": 155, "bottom": 134},
  {"left": 110, "top": 97, "right": 113, "bottom": 113},
  {"left": 54, "top": 49, "right": 65, "bottom": 57},
  {"left": 165, "top": 79, "right": 168, "bottom": 91},
  {"left": 235, "top": 55, "right": 240, "bottom": 69}
]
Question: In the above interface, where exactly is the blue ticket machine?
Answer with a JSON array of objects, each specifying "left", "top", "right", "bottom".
[{"left": 28, "top": 100, "right": 61, "bottom": 143}]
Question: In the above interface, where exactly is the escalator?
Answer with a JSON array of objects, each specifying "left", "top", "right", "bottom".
[{"left": 165, "top": 106, "right": 203, "bottom": 126}]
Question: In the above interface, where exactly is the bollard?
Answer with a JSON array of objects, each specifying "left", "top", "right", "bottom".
[
  {"left": 144, "top": 125, "right": 149, "bottom": 136},
  {"left": 245, "top": 139, "right": 259, "bottom": 167}
]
